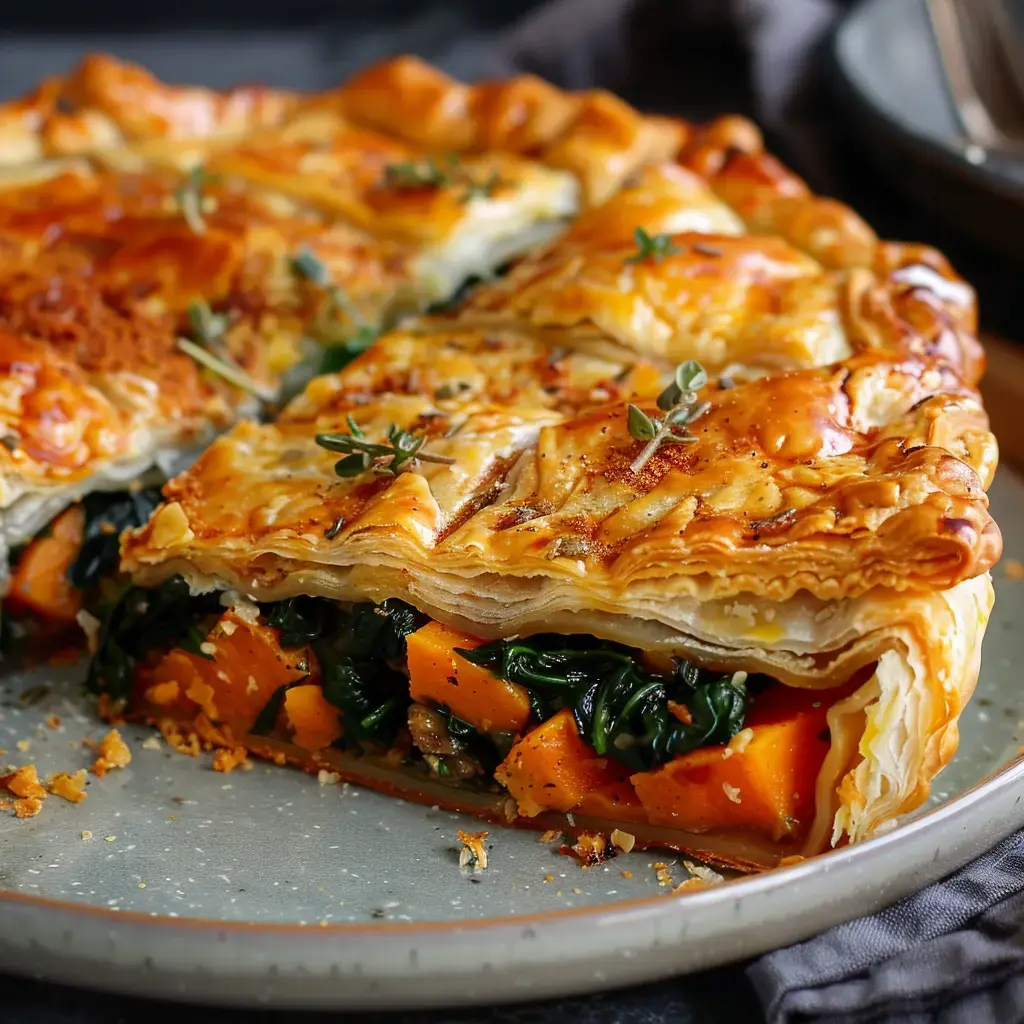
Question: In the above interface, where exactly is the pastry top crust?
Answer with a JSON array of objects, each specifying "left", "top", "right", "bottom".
[
  {"left": 123, "top": 325, "right": 1000, "bottom": 611},
  {"left": 0, "top": 54, "right": 296, "bottom": 166}
]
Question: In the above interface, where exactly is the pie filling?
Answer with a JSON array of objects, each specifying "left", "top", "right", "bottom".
[
  {"left": 87, "top": 580, "right": 851, "bottom": 849},
  {"left": 2, "top": 486, "right": 164, "bottom": 655}
]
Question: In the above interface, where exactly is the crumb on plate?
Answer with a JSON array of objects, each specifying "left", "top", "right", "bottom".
[
  {"left": 458, "top": 829, "right": 489, "bottom": 870},
  {"left": 90, "top": 730, "right": 132, "bottom": 777},
  {"left": 48, "top": 769, "right": 88, "bottom": 803}
]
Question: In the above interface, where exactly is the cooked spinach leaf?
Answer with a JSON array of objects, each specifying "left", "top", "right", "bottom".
[
  {"left": 431, "top": 704, "right": 508, "bottom": 774},
  {"left": 258, "top": 597, "right": 425, "bottom": 748},
  {"left": 263, "top": 596, "right": 330, "bottom": 648},
  {"left": 455, "top": 636, "right": 753, "bottom": 771},
  {"left": 67, "top": 488, "right": 163, "bottom": 591},
  {"left": 85, "top": 576, "right": 221, "bottom": 700},
  {"left": 250, "top": 680, "right": 299, "bottom": 737}
]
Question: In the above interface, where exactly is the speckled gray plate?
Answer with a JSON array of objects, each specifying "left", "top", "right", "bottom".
[{"left": 1, "top": 472, "right": 1023, "bottom": 1010}]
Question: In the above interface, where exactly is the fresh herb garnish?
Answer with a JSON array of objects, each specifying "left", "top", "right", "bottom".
[
  {"left": 174, "top": 165, "right": 222, "bottom": 235},
  {"left": 625, "top": 226, "right": 680, "bottom": 264},
  {"left": 316, "top": 416, "right": 456, "bottom": 477},
  {"left": 461, "top": 170, "right": 501, "bottom": 203},
  {"left": 625, "top": 358, "right": 709, "bottom": 474},
  {"left": 383, "top": 158, "right": 453, "bottom": 189},
  {"left": 187, "top": 299, "right": 230, "bottom": 354},
  {"left": 176, "top": 338, "right": 275, "bottom": 403},
  {"left": 324, "top": 515, "right": 346, "bottom": 540},
  {"left": 456, "top": 636, "right": 752, "bottom": 772},
  {"left": 177, "top": 298, "right": 274, "bottom": 403},
  {"left": 382, "top": 156, "right": 503, "bottom": 204},
  {"left": 67, "top": 487, "right": 163, "bottom": 591}
]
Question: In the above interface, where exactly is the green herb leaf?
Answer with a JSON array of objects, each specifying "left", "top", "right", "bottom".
[
  {"left": 382, "top": 158, "right": 452, "bottom": 189},
  {"left": 174, "top": 166, "right": 222, "bottom": 235},
  {"left": 289, "top": 247, "right": 332, "bottom": 287},
  {"left": 264, "top": 596, "right": 329, "bottom": 648},
  {"left": 625, "top": 226, "right": 680, "bottom": 265},
  {"left": 315, "top": 422, "right": 455, "bottom": 478},
  {"left": 626, "top": 404, "right": 657, "bottom": 441},
  {"left": 675, "top": 359, "right": 708, "bottom": 393},
  {"left": 187, "top": 300, "right": 230, "bottom": 348},
  {"left": 627, "top": 358, "right": 709, "bottom": 474}
]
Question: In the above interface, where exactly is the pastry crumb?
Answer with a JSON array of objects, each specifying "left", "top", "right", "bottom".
[
  {"left": 155, "top": 719, "right": 202, "bottom": 757},
  {"left": 317, "top": 769, "right": 341, "bottom": 786},
  {"left": 212, "top": 746, "right": 251, "bottom": 773},
  {"left": 13, "top": 796, "right": 43, "bottom": 818},
  {"left": 48, "top": 769, "right": 88, "bottom": 803},
  {"left": 45, "top": 715, "right": 62, "bottom": 730},
  {"left": 610, "top": 828, "right": 635, "bottom": 854},
  {"left": 15, "top": 739, "right": 30, "bottom": 752},
  {"left": 90, "top": 730, "right": 132, "bottom": 777},
  {"left": 538, "top": 829, "right": 561, "bottom": 843},
  {"left": 722, "top": 782, "right": 742, "bottom": 804},
  {"left": 81, "top": 830, "right": 93, "bottom": 840},
  {"left": 560, "top": 831, "right": 612, "bottom": 868},
  {"left": 1004, "top": 558, "right": 1024, "bottom": 579},
  {"left": 1, "top": 765, "right": 46, "bottom": 800},
  {"left": 683, "top": 860, "right": 725, "bottom": 886},
  {"left": 457, "top": 829, "right": 489, "bottom": 870},
  {"left": 621, "top": 870, "right": 633, "bottom": 879},
  {"left": 141, "top": 736, "right": 162, "bottom": 751}
]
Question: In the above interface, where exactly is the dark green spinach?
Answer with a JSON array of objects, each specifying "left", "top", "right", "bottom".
[
  {"left": 455, "top": 636, "right": 752, "bottom": 771},
  {"left": 67, "top": 488, "right": 164, "bottom": 591},
  {"left": 85, "top": 576, "right": 222, "bottom": 700},
  {"left": 256, "top": 597, "right": 425, "bottom": 748}
]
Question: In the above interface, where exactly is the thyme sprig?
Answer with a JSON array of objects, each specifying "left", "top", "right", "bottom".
[
  {"left": 174, "top": 165, "right": 222, "bottom": 235},
  {"left": 625, "top": 359, "right": 709, "bottom": 474},
  {"left": 316, "top": 415, "right": 455, "bottom": 477},
  {"left": 381, "top": 155, "right": 503, "bottom": 204},
  {"left": 383, "top": 157, "right": 454, "bottom": 189},
  {"left": 289, "top": 246, "right": 376, "bottom": 351},
  {"left": 625, "top": 226, "right": 680, "bottom": 264},
  {"left": 176, "top": 299, "right": 274, "bottom": 402}
]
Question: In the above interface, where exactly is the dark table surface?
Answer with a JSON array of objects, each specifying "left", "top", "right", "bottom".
[{"left": 1, "top": 5, "right": 1020, "bottom": 1021}]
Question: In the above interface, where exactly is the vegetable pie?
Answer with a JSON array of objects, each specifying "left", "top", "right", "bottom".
[{"left": 0, "top": 54, "right": 1000, "bottom": 869}]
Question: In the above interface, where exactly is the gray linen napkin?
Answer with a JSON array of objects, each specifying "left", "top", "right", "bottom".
[{"left": 748, "top": 829, "right": 1024, "bottom": 1023}]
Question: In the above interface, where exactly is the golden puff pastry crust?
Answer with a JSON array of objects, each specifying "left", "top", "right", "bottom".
[{"left": 0, "top": 53, "right": 297, "bottom": 167}]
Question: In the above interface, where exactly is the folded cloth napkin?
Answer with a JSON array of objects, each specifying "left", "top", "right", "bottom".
[{"left": 748, "top": 829, "right": 1024, "bottom": 1023}]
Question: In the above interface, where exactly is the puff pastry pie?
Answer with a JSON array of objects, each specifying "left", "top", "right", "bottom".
[{"left": 0, "top": 55, "right": 1001, "bottom": 869}]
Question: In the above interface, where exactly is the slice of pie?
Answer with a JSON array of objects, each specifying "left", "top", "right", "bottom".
[{"left": 0, "top": 55, "right": 1000, "bottom": 870}]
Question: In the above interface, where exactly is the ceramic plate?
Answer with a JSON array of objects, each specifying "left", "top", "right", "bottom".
[
  {"left": 0, "top": 470, "right": 1022, "bottom": 1010},
  {"left": 833, "top": 0, "right": 1024, "bottom": 258}
]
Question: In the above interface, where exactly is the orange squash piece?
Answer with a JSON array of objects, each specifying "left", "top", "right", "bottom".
[
  {"left": 7, "top": 505, "right": 85, "bottom": 623},
  {"left": 145, "top": 610, "right": 316, "bottom": 733},
  {"left": 576, "top": 775, "right": 649, "bottom": 825},
  {"left": 631, "top": 684, "right": 832, "bottom": 840},
  {"left": 284, "top": 684, "right": 342, "bottom": 751},
  {"left": 407, "top": 620, "right": 531, "bottom": 734},
  {"left": 495, "top": 708, "right": 627, "bottom": 817}
]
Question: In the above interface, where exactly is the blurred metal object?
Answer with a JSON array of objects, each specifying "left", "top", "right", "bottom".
[{"left": 925, "top": 0, "right": 1024, "bottom": 155}]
